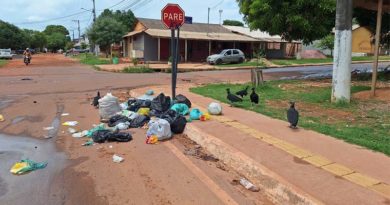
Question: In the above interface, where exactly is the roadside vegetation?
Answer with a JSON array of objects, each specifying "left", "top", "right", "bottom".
[
  {"left": 73, "top": 53, "right": 111, "bottom": 65},
  {"left": 0, "top": 60, "right": 7, "bottom": 67},
  {"left": 191, "top": 80, "right": 390, "bottom": 156},
  {"left": 271, "top": 56, "right": 390, "bottom": 66},
  {"left": 123, "top": 66, "right": 154, "bottom": 73},
  {"left": 216, "top": 61, "right": 266, "bottom": 68}
]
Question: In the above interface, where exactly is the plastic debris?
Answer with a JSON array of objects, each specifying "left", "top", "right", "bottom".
[
  {"left": 43, "top": 127, "right": 54, "bottom": 131},
  {"left": 208, "top": 102, "right": 222, "bottom": 115},
  {"left": 62, "top": 121, "right": 78, "bottom": 126},
  {"left": 82, "top": 140, "right": 94, "bottom": 146},
  {"left": 0, "top": 114, "right": 4, "bottom": 122},
  {"left": 61, "top": 113, "right": 70, "bottom": 116},
  {"left": 112, "top": 155, "right": 124, "bottom": 163},
  {"left": 120, "top": 102, "right": 129, "bottom": 110},
  {"left": 86, "top": 124, "right": 106, "bottom": 137},
  {"left": 147, "top": 118, "right": 172, "bottom": 141},
  {"left": 72, "top": 130, "right": 88, "bottom": 138},
  {"left": 137, "top": 108, "right": 150, "bottom": 116},
  {"left": 115, "top": 122, "right": 130, "bottom": 130},
  {"left": 189, "top": 109, "right": 202, "bottom": 120},
  {"left": 170, "top": 103, "right": 189, "bottom": 115},
  {"left": 200, "top": 113, "right": 211, "bottom": 121},
  {"left": 145, "top": 90, "right": 154, "bottom": 96},
  {"left": 99, "top": 93, "right": 121, "bottom": 119},
  {"left": 10, "top": 159, "right": 48, "bottom": 175},
  {"left": 239, "top": 178, "right": 260, "bottom": 192},
  {"left": 68, "top": 128, "right": 77, "bottom": 134},
  {"left": 146, "top": 135, "right": 159, "bottom": 144}
]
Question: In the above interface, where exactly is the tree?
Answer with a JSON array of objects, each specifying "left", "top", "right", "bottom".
[
  {"left": 316, "top": 34, "right": 335, "bottom": 56},
  {"left": 87, "top": 17, "right": 126, "bottom": 57},
  {"left": 46, "top": 32, "right": 67, "bottom": 52},
  {"left": 65, "top": 41, "right": 74, "bottom": 51},
  {"left": 237, "top": 0, "right": 336, "bottom": 44},
  {"left": 98, "top": 9, "right": 136, "bottom": 31},
  {"left": 354, "top": 8, "right": 390, "bottom": 48},
  {"left": 223, "top": 20, "right": 244, "bottom": 27},
  {"left": 44, "top": 25, "right": 69, "bottom": 36},
  {"left": 31, "top": 32, "right": 47, "bottom": 51},
  {"left": 0, "top": 20, "right": 29, "bottom": 49}
]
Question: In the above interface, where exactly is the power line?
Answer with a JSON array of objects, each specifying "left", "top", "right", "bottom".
[{"left": 14, "top": 11, "right": 89, "bottom": 25}]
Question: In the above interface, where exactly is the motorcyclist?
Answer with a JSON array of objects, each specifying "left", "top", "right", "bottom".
[{"left": 23, "top": 48, "right": 32, "bottom": 61}]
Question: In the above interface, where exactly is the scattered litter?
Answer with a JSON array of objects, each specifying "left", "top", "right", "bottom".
[
  {"left": 145, "top": 90, "right": 154, "bottom": 96},
  {"left": 82, "top": 140, "right": 94, "bottom": 146},
  {"left": 68, "top": 128, "right": 77, "bottom": 134},
  {"left": 62, "top": 121, "right": 78, "bottom": 126},
  {"left": 200, "top": 113, "right": 211, "bottom": 121},
  {"left": 236, "top": 178, "right": 260, "bottom": 192},
  {"left": 174, "top": 94, "right": 192, "bottom": 108},
  {"left": 146, "top": 135, "right": 159, "bottom": 144},
  {"left": 170, "top": 103, "right": 189, "bottom": 115},
  {"left": 137, "top": 108, "right": 150, "bottom": 116},
  {"left": 129, "top": 115, "right": 150, "bottom": 128},
  {"left": 99, "top": 93, "right": 121, "bottom": 119},
  {"left": 92, "top": 130, "right": 133, "bottom": 143},
  {"left": 72, "top": 130, "right": 88, "bottom": 138},
  {"left": 86, "top": 124, "right": 106, "bottom": 137},
  {"left": 0, "top": 114, "right": 4, "bottom": 122},
  {"left": 108, "top": 115, "right": 130, "bottom": 127},
  {"left": 150, "top": 93, "right": 171, "bottom": 114},
  {"left": 61, "top": 113, "right": 70, "bottom": 116},
  {"left": 137, "top": 94, "right": 154, "bottom": 101},
  {"left": 33, "top": 101, "right": 37, "bottom": 104},
  {"left": 147, "top": 118, "right": 172, "bottom": 141},
  {"left": 112, "top": 155, "right": 124, "bottom": 163},
  {"left": 10, "top": 159, "right": 47, "bottom": 175},
  {"left": 159, "top": 110, "right": 187, "bottom": 134},
  {"left": 208, "top": 102, "right": 222, "bottom": 115},
  {"left": 120, "top": 102, "right": 128, "bottom": 110},
  {"left": 189, "top": 109, "right": 203, "bottom": 121},
  {"left": 21, "top": 78, "right": 33, "bottom": 81},
  {"left": 115, "top": 122, "right": 130, "bottom": 130},
  {"left": 43, "top": 135, "right": 52, "bottom": 139},
  {"left": 109, "top": 145, "right": 113, "bottom": 149},
  {"left": 43, "top": 127, "right": 54, "bottom": 131}
]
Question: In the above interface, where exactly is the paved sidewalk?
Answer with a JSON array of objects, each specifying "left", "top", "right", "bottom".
[{"left": 131, "top": 85, "right": 390, "bottom": 205}]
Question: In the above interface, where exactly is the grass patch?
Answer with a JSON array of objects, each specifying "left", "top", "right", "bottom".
[
  {"left": 191, "top": 80, "right": 390, "bottom": 156},
  {"left": 216, "top": 61, "right": 266, "bottom": 68},
  {"left": 72, "top": 53, "right": 111, "bottom": 65},
  {"left": 123, "top": 66, "right": 155, "bottom": 73},
  {"left": 271, "top": 56, "right": 390, "bottom": 66},
  {"left": 0, "top": 60, "right": 7, "bottom": 67}
]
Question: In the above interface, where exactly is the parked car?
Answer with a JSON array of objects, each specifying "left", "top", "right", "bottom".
[
  {"left": 207, "top": 49, "right": 245, "bottom": 65},
  {"left": 0, "top": 49, "right": 13, "bottom": 59}
]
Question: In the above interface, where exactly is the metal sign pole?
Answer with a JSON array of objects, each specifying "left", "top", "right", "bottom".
[
  {"left": 173, "top": 27, "right": 180, "bottom": 99},
  {"left": 171, "top": 27, "right": 177, "bottom": 98}
]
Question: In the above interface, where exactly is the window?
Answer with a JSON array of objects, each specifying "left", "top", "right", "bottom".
[
  {"left": 226, "top": 50, "right": 232, "bottom": 56},
  {"left": 233, "top": 50, "right": 239, "bottom": 55},
  {"left": 267, "top": 43, "right": 281, "bottom": 50}
]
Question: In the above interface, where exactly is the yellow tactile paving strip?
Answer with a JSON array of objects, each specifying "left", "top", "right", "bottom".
[{"left": 192, "top": 103, "right": 390, "bottom": 199}]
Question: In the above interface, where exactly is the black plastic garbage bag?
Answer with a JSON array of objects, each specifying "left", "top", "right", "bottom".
[
  {"left": 159, "top": 110, "right": 187, "bottom": 134},
  {"left": 108, "top": 115, "right": 130, "bottom": 127},
  {"left": 151, "top": 93, "right": 171, "bottom": 113},
  {"left": 92, "top": 130, "right": 112, "bottom": 143},
  {"left": 174, "top": 94, "right": 191, "bottom": 108},
  {"left": 140, "top": 100, "right": 152, "bottom": 108},
  {"left": 107, "top": 132, "right": 133, "bottom": 142},
  {"left": 129, "top": 115, "right": 150, "bottom": 128},
  {"left": 128, "top": 98, "right": 144, "bottom": 112}
]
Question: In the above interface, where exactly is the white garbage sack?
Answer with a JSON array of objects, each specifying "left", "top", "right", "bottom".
[
  {"left": 98, "top": 93, "right": 121, "bottom": 119},
  {"left": 208, "top": 102, "right": 222, "bottom": 115},
  {"left": 147, "top": 118, "right": 172, "bottom": 141}
]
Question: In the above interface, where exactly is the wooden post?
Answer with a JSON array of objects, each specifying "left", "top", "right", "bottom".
[
  {"left": 185, "top": 39, "right": 188, "bottom": 62},
  {"left": 209, "top": 41, "right": 211, "bottom": 56},
  {"left": 251, "top": 68, "right": 264, "bottom": 87},
  {"left": 158, "top": 38, "right": 161, "bottom": 61},
  {"left": 371, "top": 0, "right": 383, "bottom": 97}
]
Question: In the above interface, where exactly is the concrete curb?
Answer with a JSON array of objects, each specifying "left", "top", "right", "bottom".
[{"left": 184, "top": 125, "right": 324, "bottom": 205}]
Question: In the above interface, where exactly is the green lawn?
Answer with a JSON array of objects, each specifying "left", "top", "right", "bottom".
[
  {"left": 216, "top": 61, "right": 266, "bottom": 68},
  {"left": 191, "top": 80, "right": 390, "bottom": 156},
  {"left": 0, "top": 60, "right": 7, "bottom": 67},
  {"left": 123, "top": 66, "right": 155, "bottom": 73},
  {"left": 72, "top": 53, "right": 111, "bottom": 65},
  {"left": 271, "top": 56, "right": 390, "bottom": 66}
]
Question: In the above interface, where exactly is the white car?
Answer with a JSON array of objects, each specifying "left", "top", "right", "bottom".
[
  {"left": 207, "top": 49, "right": 245, "bottom": 65},
  {"left": 0, "top": 49, "right": 13, "bottom": 59}
]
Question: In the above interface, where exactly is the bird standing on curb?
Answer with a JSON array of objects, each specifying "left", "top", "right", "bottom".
[
  {"left": 250, "top": 88, "right": 259, "bottom": 106},
  {"left": 226, "top": 88, "right": 242, "bottom": 106},
  {"left": 287, "top": 101, "right": 299, "bottom": 129},
  {"left": 236, "top": 86, "right": 249, "bottom": 98}
]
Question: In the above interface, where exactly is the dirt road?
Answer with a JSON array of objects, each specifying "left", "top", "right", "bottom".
[{"left": 0, "top": 54, "right": 273, "bottom": 205}]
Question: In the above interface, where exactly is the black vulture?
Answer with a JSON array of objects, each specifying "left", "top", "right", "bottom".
[
  {"left": 236, "top": 86, "right": 249, "bottom": 98},
  {"left": 92, "top": 91, "right": 100, "bottom": 108},
  {"left": 287, "top": 101, "right": 299, "bottom": 129},
  {"left": 226, "top": 88, "right": 242, "bottom": 106},
  {"left": 250, "top": 88, "right": 259, "bottom": 106}
]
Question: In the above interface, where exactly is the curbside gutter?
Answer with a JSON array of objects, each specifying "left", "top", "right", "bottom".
[{"left": 184, "top": 125, "right": 324, "bottom": 205}]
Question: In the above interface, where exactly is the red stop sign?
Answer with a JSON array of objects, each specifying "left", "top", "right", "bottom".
[{"left": 161, "top": 4, "right": 185, "bottom": 29}]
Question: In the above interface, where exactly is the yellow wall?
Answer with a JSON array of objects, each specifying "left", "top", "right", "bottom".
[
  {"left": 133, "top": 22, "right": 146, "bottom": 31},
  {"left": 352, "top": 27, "right": 373, "bottom": 54}
]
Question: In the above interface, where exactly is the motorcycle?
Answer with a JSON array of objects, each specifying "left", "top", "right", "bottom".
[{"left": 24, "top": 55, "right": 31, "bottom": 66}]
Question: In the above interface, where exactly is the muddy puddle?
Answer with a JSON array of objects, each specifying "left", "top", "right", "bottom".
[{"left": 0, "top": 134, "right": 67, "bottom": 205}]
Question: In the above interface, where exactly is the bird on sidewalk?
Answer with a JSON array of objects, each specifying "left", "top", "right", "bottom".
[
  {"left": 250, "top": 88, "right": 259, "bottom": 106},
  {"left": 226, "top": 88, "right": 242, "bottom": 106},
  {"left": 287, "top": 101, "right": 299, "bottom": 129},
  {"left": 92, "top": 91, "right": 100, "bottom": 108},
  {"left": 236, "top": 86, "right": 249, "bottom": 98}
]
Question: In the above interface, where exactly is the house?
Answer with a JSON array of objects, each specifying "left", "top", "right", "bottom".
[
  {"left": 351, "top": 25, "right": 374, "bottom": 54},
  {"left": 123, "top": 18, "right": 261, "bottom": 62},
  {"left": 223, "top": 25, "right": 302, "bottom": 59}
]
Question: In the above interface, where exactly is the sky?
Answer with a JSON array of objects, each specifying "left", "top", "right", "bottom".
[{"left": 0, "top": 0, "right": 244, "bottom": 37}]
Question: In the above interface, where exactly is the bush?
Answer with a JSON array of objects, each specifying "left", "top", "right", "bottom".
[{"left": 123, "top": 66, "right": 154, "bottom": 73}]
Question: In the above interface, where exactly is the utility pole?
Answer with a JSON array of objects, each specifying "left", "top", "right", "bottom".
[
  {"left": 71, "top": 30, "right": 75, "bottom": 41},
  {"left": 207, "top": 7, "right": 210, "bottom": 36},
  {"left": 92, "top": 0, "right": 97, "bottom": 55},
  {"left": 72, "top": 20, "right": 81, "bottom": 43},
  {"left": 219, "top": 9, "right": 223, "bottom": 25},
  {"left": 331, "top": 0, "right": 353, "bottom": 103}
]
